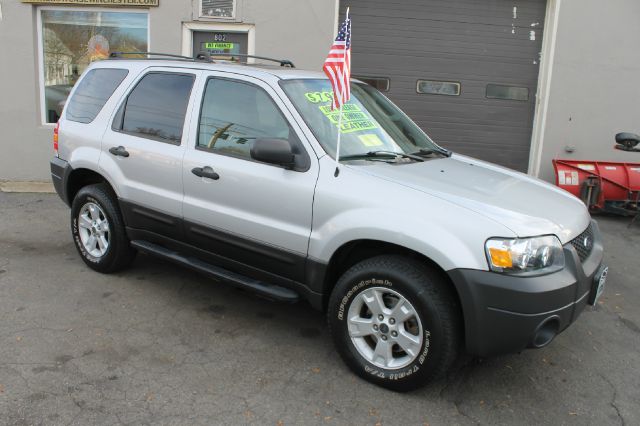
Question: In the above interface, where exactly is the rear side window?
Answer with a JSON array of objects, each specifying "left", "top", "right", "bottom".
[
  {"left": 66, "top": 68, "right": 128, "bottom": 124},
  {"left": 116, "top": 73, "right": 195, "bottom": 144}
]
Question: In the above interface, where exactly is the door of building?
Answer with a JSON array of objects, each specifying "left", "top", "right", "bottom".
[{"left": 192, "top": 31, "right": 248, "bottom": 58}]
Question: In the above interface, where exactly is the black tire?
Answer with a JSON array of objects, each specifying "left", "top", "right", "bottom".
[
  {"left": 70, "top": 183, "right": 136, "bottom": 273},
  {"left": 327, "top": 255, "right": 462, "bottom": 391}
]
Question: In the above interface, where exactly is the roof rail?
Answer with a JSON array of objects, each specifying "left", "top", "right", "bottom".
[
  {"left": 108, "top": 51, "right": 295, "bottom": 68},
  {"left": 195, "top": 51, "right": 295, "bottom": 68},
  {"left": 109, "top": 52, "right": 201, "bottom": 61}
]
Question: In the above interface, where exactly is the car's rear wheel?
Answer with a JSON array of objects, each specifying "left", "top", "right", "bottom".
[
  {"left": 70, "top": 183, "right": 135, "bottom": 273},
  {"left": 328, "top": 255, "right": 462, "bottom": 391}
]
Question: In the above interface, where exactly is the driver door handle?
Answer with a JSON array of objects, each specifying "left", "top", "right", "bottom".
[
  {"left": 192, "top": 166, "right": 220, "bottom": 180},
  {"left": 109, "top": 146, "right": 129, "bottom": 157}
]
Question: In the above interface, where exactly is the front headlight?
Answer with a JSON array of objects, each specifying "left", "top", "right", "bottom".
[{"left": 485, "top": 235, "right": 565, "bottom": 276}]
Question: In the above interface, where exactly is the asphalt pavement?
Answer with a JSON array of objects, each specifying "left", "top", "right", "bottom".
[{"left": 0, "top": 192, "right": 638, "bottom": 425}]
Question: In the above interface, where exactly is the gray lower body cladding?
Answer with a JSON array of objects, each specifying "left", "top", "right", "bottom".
[{"left": 448, "top": 221, "right": 605, "bottom": 356}]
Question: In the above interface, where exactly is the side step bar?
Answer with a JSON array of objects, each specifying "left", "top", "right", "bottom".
[{"left": 131, "top": 240, "right": 299, "bottom": 303}]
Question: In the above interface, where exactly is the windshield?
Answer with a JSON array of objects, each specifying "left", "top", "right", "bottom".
[{"left": 280, "top": 79, "right": 443, "bottom": 160}]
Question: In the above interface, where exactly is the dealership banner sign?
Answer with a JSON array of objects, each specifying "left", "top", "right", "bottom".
[{"left": 22, "top": 0, "right": 158, "bottom": 6}]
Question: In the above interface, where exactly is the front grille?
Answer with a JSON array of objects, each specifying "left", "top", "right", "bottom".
[{"left": 569, "top": 223, "right": 594, "bottom": 262}]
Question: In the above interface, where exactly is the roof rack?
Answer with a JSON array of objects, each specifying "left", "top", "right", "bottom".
[
  {"left": 109, "top": 51, "right": 295, "bottom": 68},
  {"left": 195, "top": 51, "right": 295, "bottom": 68},
  {"left": 109, "top": 52, "right": 200, "bottom": 61}
]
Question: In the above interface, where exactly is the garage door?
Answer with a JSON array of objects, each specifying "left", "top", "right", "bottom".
[{"left": 342, "top": 0, "right": 546, "bottom": 171}]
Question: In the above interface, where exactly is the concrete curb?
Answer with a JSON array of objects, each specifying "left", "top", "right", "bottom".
[{"left": 0, "top": 181, "right": 55, "bottom": 193}]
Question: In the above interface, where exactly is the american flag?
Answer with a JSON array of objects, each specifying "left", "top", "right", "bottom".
[{"left": 323, "top": 10, "right": 351, "bottom": 110}]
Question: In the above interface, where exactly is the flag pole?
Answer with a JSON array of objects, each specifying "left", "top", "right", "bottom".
[
  {"left": 334, "top": 7, "right": 350, "bottom": 178},
  {"left": 334, "top": 102, "right": 344, "bottom": 177}
]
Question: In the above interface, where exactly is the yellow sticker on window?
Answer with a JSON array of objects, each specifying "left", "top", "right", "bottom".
[
  {"left": 358, "top": 134, "right": 384, "bottom": 147},
  {"left": 205, "top": 42, "right": 235, "bottom": 49},
  {"left": 316, "top": 103, "right": 379, "bottom": 134},
  {"left": 305, "top": 91, "right": 334, "bottom": 103}
]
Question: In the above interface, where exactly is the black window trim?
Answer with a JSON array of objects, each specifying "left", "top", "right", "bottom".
[
  {"left": 352, "top": 75, "right": 391, "bottom": 92},
  {"left": 416, "top": 79, "right": 462, "bottom": 97},
  {"left": 111, "top": 71, "right": 197, "bottom": 146},
  {"left": 66, "top": 68, "right": 129, "bottom": 124},
  {"left": 195, "top": 75, "right": 311, "bottom": 172},
  {"left": 485, "top": 83, "right": 530, "bottom": 101}
]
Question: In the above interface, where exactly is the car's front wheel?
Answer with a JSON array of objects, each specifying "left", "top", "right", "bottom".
[
  {"left": 70, "top": 183, "right": 135, "bottom": 273},
  {"left": 328, "top": 255, "right": 462, "bottom": 391}
]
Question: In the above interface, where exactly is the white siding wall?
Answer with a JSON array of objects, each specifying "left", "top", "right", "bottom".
[{"left": 534, "top": 0, "right": 640, "bottom": 182}]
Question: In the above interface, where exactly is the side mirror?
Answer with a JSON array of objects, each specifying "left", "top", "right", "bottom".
[{"left": 251, "top": 138, "right": 295, "bottom": 168}]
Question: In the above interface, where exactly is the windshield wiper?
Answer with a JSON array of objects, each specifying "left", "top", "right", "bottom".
[
  {"left": 340, "top": 150, "right": 425, "bottom": 162},
  {"left": 410, "top": 147, "right": 452, "bottom": 158}
]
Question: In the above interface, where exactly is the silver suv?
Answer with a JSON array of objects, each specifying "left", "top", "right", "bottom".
[{"left": 50, "top": 54, "right": 607, "bottom": 391}]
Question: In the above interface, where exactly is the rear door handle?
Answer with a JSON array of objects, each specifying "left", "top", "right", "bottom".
[
  {"left": 109, "top": 146, "right": 129, "bottom": 157},
  {"left": 192, "top": 166, "right": 220, "bottom": 180}
]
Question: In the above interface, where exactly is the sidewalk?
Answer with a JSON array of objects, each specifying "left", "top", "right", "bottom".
[{"left": 0, "top": 181, "right": 54, "bottom": 193}]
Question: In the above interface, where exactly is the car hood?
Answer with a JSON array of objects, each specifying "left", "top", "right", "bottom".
[{"left": 349, "top": 154, "right": 590, "bottom": 244}]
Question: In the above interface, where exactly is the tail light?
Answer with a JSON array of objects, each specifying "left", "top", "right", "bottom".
[{"left": 53, "top": 121, "right": 59, "bottom": 157}]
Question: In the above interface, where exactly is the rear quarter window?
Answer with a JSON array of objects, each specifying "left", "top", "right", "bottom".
[{"left": 66, "top": 68, "right": 128, "bottom": 124}]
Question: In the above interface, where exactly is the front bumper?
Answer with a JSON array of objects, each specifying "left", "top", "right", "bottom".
[{"left": 448, "top": 220, "right": 605, "bottom": 357}]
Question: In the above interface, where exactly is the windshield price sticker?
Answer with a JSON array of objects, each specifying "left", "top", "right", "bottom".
[
  {"left": 317, "top": 103, "right": 378, "bottom": 134},
  {"left": 321, "top": 108, "right": 369, "bottom": 124},
  {"left": 303, "top": 91, "right": 380, "bottom": 133},
  {"left": 358, "top": 134, "right": 384, "bottom": 147},
  {"left": 305, "top": 91, "right": 334, "bottom": 103}
]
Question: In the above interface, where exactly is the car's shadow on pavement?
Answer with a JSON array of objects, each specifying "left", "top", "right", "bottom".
[
  {"left": 124, "top": 252, "right": 329, "bottom": 339},
  {"left": 120, "top": 251, "right": 491, "bottom": 386}
]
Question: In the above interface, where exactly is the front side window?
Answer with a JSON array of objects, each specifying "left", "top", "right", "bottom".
[
  {"left": 281, "top": 79, "right": 443, "bottom": 159},
  {"left": 66, "top": 68, "right": 128, "bottom": 124},
  {"left": 197, "top": 78, "right": 292, "bottom": 159},
  {"left": 41, "top": 9, "right": 148, "bottom": 123},
  {"left": 116, "top": 73, "right": 195, "bottom": 144}
]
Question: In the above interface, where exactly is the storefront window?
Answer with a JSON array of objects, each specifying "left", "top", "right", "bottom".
[
  {"left": 201, "top": 0, "right": 235, "bottom": 18},
  {"left": 41, "top": 10, "right": 148, "bottom": 123}
]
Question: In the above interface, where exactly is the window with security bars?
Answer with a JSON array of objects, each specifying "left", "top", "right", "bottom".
[{"left": 201, "top": 0, "right": 235, "bottom": 18}]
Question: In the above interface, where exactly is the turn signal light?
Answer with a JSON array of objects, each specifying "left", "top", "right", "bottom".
[
  {"left": 53, "top": 121, "right": 59, "bottom": 157},
  {"left": 488, "top": 247, "right": 513, "bottom": 268}
]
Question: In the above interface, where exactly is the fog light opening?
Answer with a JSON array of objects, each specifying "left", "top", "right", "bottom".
[{"left": 532, "top": 317, "right": 560, "bottom": 348}]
